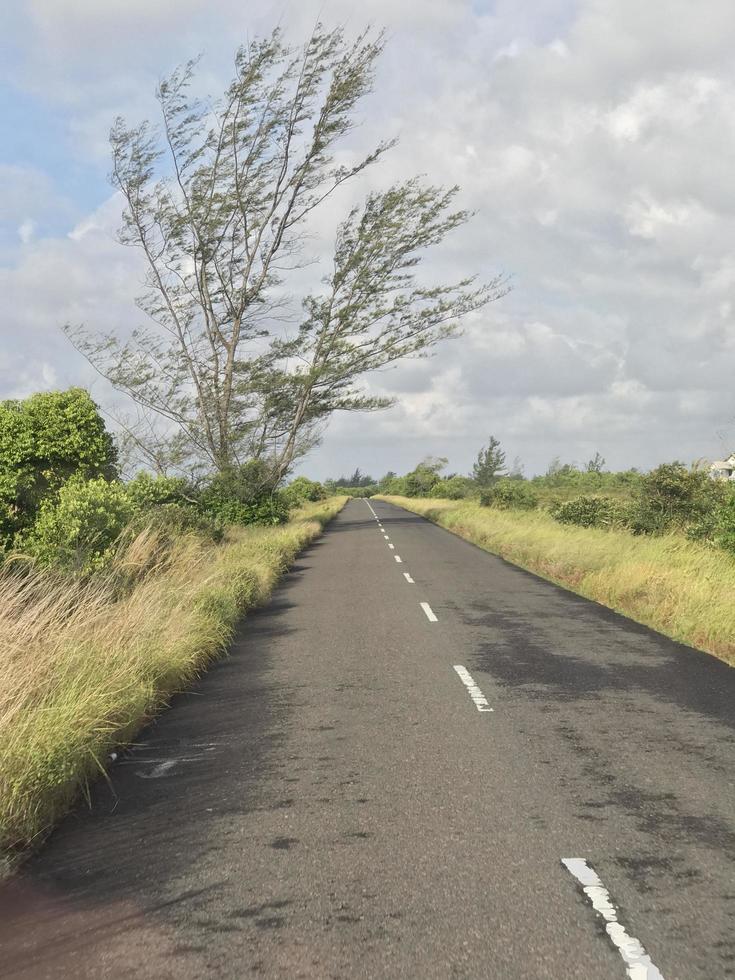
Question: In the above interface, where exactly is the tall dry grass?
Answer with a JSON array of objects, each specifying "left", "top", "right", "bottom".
[
  {"left": 0, "top": 497, "right": 347, "bottom": 871},
  {"left": 376, "top": 496, "right": 735, "bottom": 666}
]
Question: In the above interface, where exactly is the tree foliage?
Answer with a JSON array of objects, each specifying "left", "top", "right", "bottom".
[
  {"left": 0, "top": 388, "right": 117, "bottom": 548},
  {"left": 66, "top": 25, "right": 506, "bottom": 483},
  {"left": 472, "top": 435, "right": 506, "bottom": 487}
]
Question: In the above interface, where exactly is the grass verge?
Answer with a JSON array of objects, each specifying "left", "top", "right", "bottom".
[
  {"left": 0, "top": 497, "right": 347, "bottom": 874},
  {"left": 375, "top": 495, "right": 735, "bottom": 667}
]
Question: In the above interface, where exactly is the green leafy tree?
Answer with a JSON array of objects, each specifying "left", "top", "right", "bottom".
[
  {"left": 472, "top": 436, "right": 506, "bottom": 488},
  {"left": 0, "top": 388, "right": 117, "bottom": 548},
  {"left": 66, "top": 25, "right": 506, "bottom": 484}
]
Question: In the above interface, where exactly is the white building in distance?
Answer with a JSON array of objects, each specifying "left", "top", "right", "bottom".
[{"left": 710, "top": 452, "right": 735, "bottom": 480}]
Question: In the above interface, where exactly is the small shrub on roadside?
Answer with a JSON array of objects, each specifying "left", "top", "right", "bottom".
[
  {"left": 551, "top": 495, "right": 623, "bottom": 529},
  {"left": 20, "top": 476, "right": 133, "bottom": 573},
  {"left": 0, "top": 388, "right": 117, "bottom": 548},
  {"left": 429, "top": 476, "right": 474, "bottom": 499},
  {"left": 489, "top": 479, "right": 539, "bottom": 510},
  {"left": 199, "top": 461, "right": 289, "bottom": 526},
  {"left": 629, "top": 462, "right": 724, "bottom": 534},
  {"left": 281, "top": 476, "right": 327, "bottom": 507},
  {"left": 125, "top": 472, "right": 195, "bottom": 510},
  {"left": 127, "top": 502, "right": 224, "bottom": 544}
]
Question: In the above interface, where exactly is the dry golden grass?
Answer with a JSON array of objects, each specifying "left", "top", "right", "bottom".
[
  {"left": 0, "top": 497, "right": 347, "bottom": 871},
  {"left": 376, "top": 496, "right": 735, "bottom": 666}
]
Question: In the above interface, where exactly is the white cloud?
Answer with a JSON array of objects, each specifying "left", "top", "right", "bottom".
[{"left": 2, "top": 0, "right": 735, "bottom": 477}]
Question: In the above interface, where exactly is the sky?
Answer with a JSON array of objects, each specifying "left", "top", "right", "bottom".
[{"left": 1, "top": 0, "right": 735, "bottom": 479}]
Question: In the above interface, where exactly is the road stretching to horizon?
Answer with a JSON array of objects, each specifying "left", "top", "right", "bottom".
[{"left": 1, "top": 498, "right": 734, "bottom": 979}]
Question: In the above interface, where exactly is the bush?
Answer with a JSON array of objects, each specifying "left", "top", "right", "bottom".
[
  {"left": 127, "top": 502, "right": 224, "bottom": 544},
  {"left": 489, "top": 479, "right": 538, "bottom": 510},
  {"left": 629, "top": 463, "right": 724, "bottom": 534},
  {"left": 0, "top": 388, "right": 117, "bottom": 548},
  {"left": 125, "top": 472, "right": 194, "bottom": 510},
  {"left": 714, "top": 490, "right": 735, "bottom": 554},
  {"left": 199, "top": 461, "right": 289, "bottom": 526},
  {"left": 281, "top": 476, "right": 327, "bottom": 507},
  {"left": 551, "top": 495, "right": 623, "bottom": 529},
  {"left": 20, "top": 477, "right": 133, "bottom": 573},
  {"left": 382, "top": 476, "right": 410, "bottom": 496},
  {"left": 429, "top": 476, "right": 474, "bottom": 500}
]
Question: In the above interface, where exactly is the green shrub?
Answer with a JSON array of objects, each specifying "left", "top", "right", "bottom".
[
  {"left": 429, "top": 476, "right": 474, "bottom": 499},
  {"left": 382, "top": 476, "right": 410, "bottom": 496},
  {"left": 125, "top": 472, "right": 194, "bottom": 510},
  {"left": 281, "top": 476, "right": 327, "bottom": 507},
  {"left": 489, "top": 479, "right": 539, "bottom": 510},
  {"left": 551, "top": 495, "right": 623, "bottom": 529},
  {"left": 629, "top": 463, "right": 724, "bottom": 534},
  {"left": 21, "top": 477, "right": 133, "bottom": 573},
  {"left": 714, "top": 490, "right": 735, "bottom": 554},
  {"left": 0, "top": 388, "right": 117, "bottom": 548},
  {"left": 199, "top": 461, "right": 289, "bottom": 526},
  {"left": 127, "top": 502, "right": 223, "bottom": 543}
]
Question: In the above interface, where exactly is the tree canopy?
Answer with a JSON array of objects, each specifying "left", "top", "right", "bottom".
[{"left": 66, "top": 24, "right": 506, "bottom": 484}]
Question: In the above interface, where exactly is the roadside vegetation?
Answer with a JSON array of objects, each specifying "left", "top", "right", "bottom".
[
  {"left": 373, "top": 437, "right": 735, "bottom": 666},
  {"left": 0, "top": 387, "right": 347, "bottom": 872}
]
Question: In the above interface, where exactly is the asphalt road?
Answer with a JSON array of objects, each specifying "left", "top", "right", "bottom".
[{"left": 1, "top": 498, "right": 734, "bottom": 979}]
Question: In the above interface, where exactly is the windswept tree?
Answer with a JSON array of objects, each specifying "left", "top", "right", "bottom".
[
  {"left": 66, "top": 25, "right": 506, "bottom": 483},
  {"left": 473, "top": 436, "right": 506, "bottom": 487}
]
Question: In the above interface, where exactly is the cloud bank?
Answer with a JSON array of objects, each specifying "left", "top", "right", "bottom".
[{"left": 1, "top": 0, "right": 734, "bottom": 477}]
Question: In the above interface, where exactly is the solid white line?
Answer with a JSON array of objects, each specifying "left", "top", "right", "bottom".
[
  {"left": 420, "top": 602, "right": 438, "bottom": 622},
  {"left": 403, "top": 572, "right": 415, "bottom": 584},
  {"left": 561, "top": 859, "right": 665, "bottom": 980},
  {"left": 365, "top": 499, "right": 379, "bottom": 519},
  {"left": 453, "top": 665, "right": 493, "bottom": 712},
  {"left": 388, "top": 543, "right": 395, "bottom": 549},
  {"left": 394, "top": 555, "right": 402, "bottom": 563}
]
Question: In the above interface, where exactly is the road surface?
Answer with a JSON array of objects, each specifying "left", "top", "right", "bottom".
[{"left": 1, "top": 498, "right": 734, "bottom": 979}]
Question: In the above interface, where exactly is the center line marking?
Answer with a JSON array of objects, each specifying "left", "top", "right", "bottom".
[
  {"left": 388, "top": 543, "right": 395, "bottom": 549},
  {"left": 403, "top": 572, "right": 415, "bottom": 583},
  {"left": 453, "top": 665, "right": 493, "bottom": 712},
  {"left": 383, "top": 534, "right": 389, "bottom": 539},
  {"left": 561, "top": 858, "right": 665, "bottom": 980},
  {"left": 365, "top": 499, "right": 379, "bottom": 519},
  {"left": 420, "top": 602, "right": 438, "bottom": 622},
  {"left": 394, "top": 555, "right": 402, "bottom": 563}
]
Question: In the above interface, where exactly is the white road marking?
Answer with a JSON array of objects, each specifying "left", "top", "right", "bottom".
[
  {"left": 420, "top": 602, "right": 438, "bottom": 622},
  {"left": 365, "top": 499, "right": 379, "bottom": 519},
  {"left": 561, "top": 858, "right": 665, "bottom": 980},
  {"left": 383, "top": 534, "right": 389, "bottom": 539},
  {"left": 388, "top": 543, "right": 395, "bottom": 550},
  {"left": 403, "top": 572, "right": 415, "bottom": 584},
  {"left": 394, "top": 555, "right": 402, "bottom": 563},
  {"left": 453, "top": 665, "right": 493, "bottom": 712}
]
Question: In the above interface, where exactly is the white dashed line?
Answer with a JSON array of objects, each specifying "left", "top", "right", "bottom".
[
  {"left": 383, "top": 534, "right": 389, "bottom": 539},
  {"left": 394, "top": 555, "right": 402, "bottom": 563},
  {"left": 561, "top": 859, "right": 665, "bottom": 980},
  {"left": 403, "top": 573, "right": 415, "bottom": 584},
  {"left": 388, "top": 543, "right": 395, "bottom": 550},
  {"left": 365, "top": 499, "right": 379, "bottom": 518},
  {"left": 453, "top": 665, "right": 493, "bottom": 712},
  {"left": 420, "top": 602, "right": 438, "bottom": 622}
]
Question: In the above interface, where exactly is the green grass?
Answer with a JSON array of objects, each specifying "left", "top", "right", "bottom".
[
  {"left": 0, "top": 497, "right": 347, "bottom": 874},
  {"left": 375, "top": 495, "right": 735, "bottom": 666}
]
